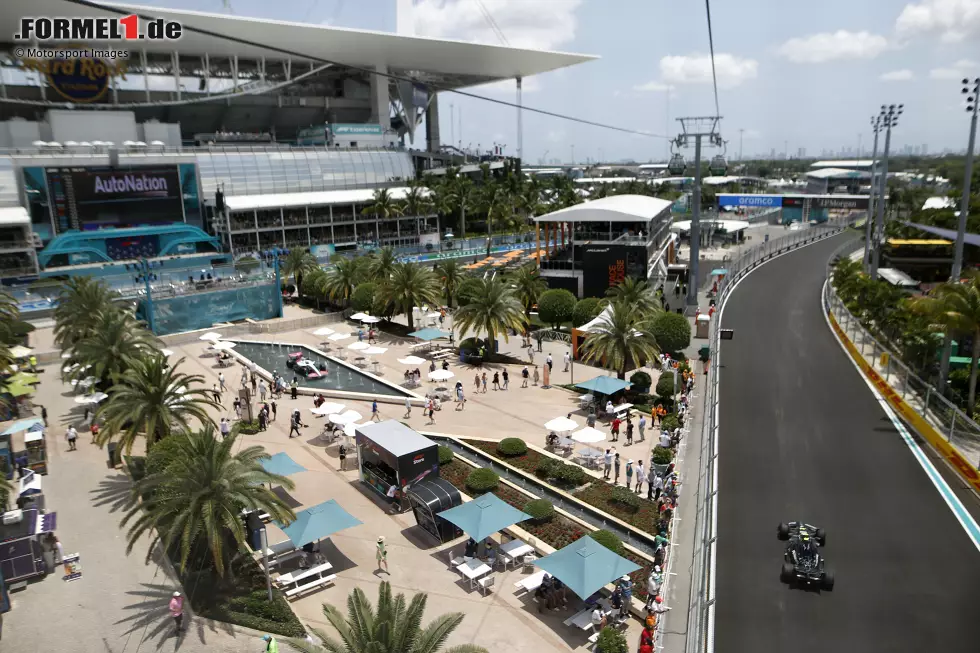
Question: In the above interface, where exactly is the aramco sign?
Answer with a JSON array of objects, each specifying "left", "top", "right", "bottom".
[{"left": 17, "top": 47, "right": 128, "bottom": 103}]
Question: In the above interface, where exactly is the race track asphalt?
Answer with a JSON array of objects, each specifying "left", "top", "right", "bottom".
[{"left": 715, "top": 233, "right": 980, "bottom": 653}]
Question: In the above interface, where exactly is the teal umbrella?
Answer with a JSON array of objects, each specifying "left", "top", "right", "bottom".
[
  {"left": 408, "top": 328, "right": 452, "bottom": 341},
  {"left": 1, "top": 418, "right": 44, "bottom": 435},
  {"left": 437, "top": 493, "right": 532, "bottom": 542},
  {"left": 575, "top": 376, "right": 632, "bottom": 396},
  {"left": 276, "top": 499, "right": 363, "bottom": 548},
  {"left": 260, "top": 452, "right": 307, "bottom": 477},
  {"left": 534, "top": 536, "right": 641, "bottom": 599}
]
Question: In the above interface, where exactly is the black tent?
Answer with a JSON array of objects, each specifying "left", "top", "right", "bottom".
[{"left": 407, "top": 477, "right": 462, "bottom": 543}]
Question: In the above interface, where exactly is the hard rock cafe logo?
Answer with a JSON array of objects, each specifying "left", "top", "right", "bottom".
[{"left": 16, "top": 45, "right": 128, "bottom": 103}]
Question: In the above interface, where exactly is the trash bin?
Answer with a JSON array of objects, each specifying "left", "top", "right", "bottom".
[
  {"left": 699, "top": 345, "right": 711, "bottom": 362},
  {"left": 695, "top": 314, "right": 711, "bottom": 339}
]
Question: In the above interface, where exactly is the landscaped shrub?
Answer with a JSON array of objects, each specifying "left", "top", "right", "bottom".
[
  {"left": 610, "top": 485, "right": 640, "bottom": 509},
  {"left": 537, "top": 288, "right": 577, "bottom": 328},
  {"left": 589, "top": 529, "right": 625, "bottom": 555},
  {"left": 572, "top": 297, "right": 603, "bottom": 327},
  {"left": 465, "top": 468, "right": 500, "bottom": 494},
  {"left": 497, "top": 437, "right": 528, "bottom": 457},
  {"left": 630, "top": 371, "right": 652, "bottom": 393},
  {"left": 438, "top": 445, "right": 454, "bottom": 466},
  {"left": 660, "top": 414, "right": 680, "bottom": 433},
  {"left": 523, "top": 498, "right": 556, "bottom": 523},
  {"left": 237, "top": 420, "right": 261, "bottom": 435},
  {"left": 652, "top": 312, "right": 692, "bottom": 354},
  {"left": 656, "top": 373, "right": 677, "bottom": 399},
  {"left": 652, "top": 446, "right": 674, "bottom": 465},
  {"left": 350, "top": 282, "right": 378, "bottom": 312},
  {"left": 553, "top": 462, "right": 588, "bottom": 487},
  {"left": 145, "top": 433, "right": 187, "bottom": 477},
  {"left": 595, "top": 627, "right": 629, "bottom": 653},
  {"left": 535, "top": 457, "right": 558, "bottom": 478}
]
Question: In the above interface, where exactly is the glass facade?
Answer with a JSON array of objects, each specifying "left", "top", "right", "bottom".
[{"left": 196, "top": 149, "right": 415, "bottom": 197}]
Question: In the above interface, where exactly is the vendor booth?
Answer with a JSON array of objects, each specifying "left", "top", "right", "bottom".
[
  {"left": 0, "top": 508, "right": 57, "bottom": 583},
  {"left": 407, "top": 477, "right": 462, "bottom": 543},
  {"left": 355, "top": 421, "right": 440, "bottom": 508},
  {"left": 23, "top": 427, "right": 48, "bottom": 475}
]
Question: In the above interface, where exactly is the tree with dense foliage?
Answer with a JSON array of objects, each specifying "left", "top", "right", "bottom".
[
  {"left": 379, "top": 262, "right": 442, "bottom": 330},
  {"left": 448, "top": 176, "right": 476, "bottom": 237},
  {"left": 369, "top": 246, "right": 399, "bottom": 282},
  {"left": 434, "top": 260, "right": 466, "bottom": 309},
  {"left": 73, "top": 310, "right": 159, "bottom": 389},
  {"left": 402, "top": 182, "right": 435, "bottom": 238},
  {"left": 53, "top": 276, "right": 118, "bottom": 350},
  {"left": 909, "top": 271, "right": 980, "bottom": 414},
  {"left": 572, "top": 297, "right": 603, "bottom": 327},
  {"left": 605, "top": 277, "right": 659, "bottom": 317},
  {"left": 650, "top": 312, "right": 692, "bottom": 354},
  {"left": 364, "top": 189, "right": 404, "bottom": 226},
  {"left": 454, "top": 277, "right": 527, "bottom": 354},
  {"left": 580, "top": 300, "right": 660, "bottom": 379},
  {"left": 280, "top": 249, "right": 319, "bottom": 301},
  {"left": 121, "top": 428, "right": 296, "bottom": 577},
  {"left": 322, "top": 257, "right": 364, "bottom": 307},
  {"left": 287, "top": 581, "right": 487, "bottom": 653},
  {"left": 537, "top": 288, "right": 577, "bottom": 328},
  {"left": 96, "top": 354, "right": 218, "bottom": 453},
  {"left": 350, "top": 282, "right": 379, "bottom": 313},
  {"left": 509, "top": 264, "right": 548, "bottom": 316}
]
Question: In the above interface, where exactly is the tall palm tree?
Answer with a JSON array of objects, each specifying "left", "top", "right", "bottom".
[
  {"left": 370, "top": 245, "right": 399, "bottom": 282},
  {"left": 53, "top": 276, "right": 118, "bottom": 350},
  {"left": 96, "top": 355, "right": 219, "bottom": 453},
  {"left": 121, "top": 428, "right": 296, "bottom": 576},
  {"left": 281, "top": 249, "right": 319, "bottom": 301},
  {"left": 580, "top": 300, "right": 660, "bottom": 379},
  {"left": 509, "top": 264, "right": 548, "bottom": 316},
  {"left": 287, "top": 582, "right": 487, "bottom": 653},
  {"left": 402, "top": 182, "right": 434, "bottom": 238},
  {"left": 434, "top": 260, "right": 465, "bottom": 309},
  {"left": 909, "top": 271, "right": 980, "bottom": 414},
  {"left": 448, "top": 177, "right": 476, "bottom": 237},
  {"left": 73, "top": 310, "right": 159, "bottom": 389},
  {"left": 605, "top": 277, "right": 660, "bottom": 317},
  {"left": 482, "top": 184, "right": 511, "bottom": 257},
  {"left": 365, "top": 188, "right": 404, "bottom": 225},
  {"left": 454, "top": 277, "right": 527, "bottom": 354},
  {"left": 323, "top": 258, "right": 364, "bottom": 307},
  {"left": 379, "top": 262, "right": 441, "bottom": 330}
]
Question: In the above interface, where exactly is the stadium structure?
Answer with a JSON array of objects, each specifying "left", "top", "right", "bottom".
[{"left": 0, "top": 0, "right": 596, "bottom": 287}]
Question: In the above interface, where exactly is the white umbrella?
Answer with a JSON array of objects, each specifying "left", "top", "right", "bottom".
[
  {"left": 342, "top": 421, "right": 366, "bottom": 438},
  {"left": 361, "top": 315, "right": 381, "bottom": 324},
  {"left": 349, "top": 312, "right": 368, "bottom": 321},
  {"left": 329, "top": 332, "right": 351, "bottom": 341},
  {"left": 364, "top": 346, "right": 387, "bottom": 355},
  {"left": 211, "top": 341, "right": 237, "bottom": 351},
  {"left": 348, "top": 342, "right": 370, "bottom": 351},
  {"left": 428, "top": 369, "right": 455, "bottom": 382},
  {"left": 161, "top": 349, "right": 175, "bottom": 357},
  {"left": 312, "top": 326, "right": 335, "bottom": 336},
  {"left": 397, "top": 355, "right": 427, "bottom": 366},
  {"left": 544, "top": 416, "right": 579, "bottom": 433},
  {"left": 310, "top": 403, "right": 345, "bottom": 416},
  {"left": 426, "top": 312, "right": 442, "bottom": 318},
  {"left": 329, "top": 410, "right": 362, "bottom": 425},
  {"left": 9, "top": 345, "right": 32, "bottom": 359},
  {"left": 75, "top": 392, "right": 108, "bottom": 404},
  {"left": 199, "top": 332, "right": 222, "bottom": 341},
  {"left": 61, "top": 352, "right": 72, "bottom": 360},
  {"left": 571, "top": 426, "right": 607, "bottom": 444}
]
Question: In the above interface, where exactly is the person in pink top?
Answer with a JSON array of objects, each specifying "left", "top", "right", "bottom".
[{"left": 169, "top": 591, "right": 184, "bottom": 632}]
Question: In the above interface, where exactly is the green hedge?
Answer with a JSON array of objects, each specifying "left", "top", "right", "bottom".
[
  {"left": 572, "top": 297, "right": 603, "bottom": 327},
  {"left": 537, "top": 288, "right": 577, "bottom": 328},
  {"left": 552, "top": 461, "right": 588, "bottom": 487},
  {"left": 656, "top": 374, "right": 676, "bottom": 399},
  {"left": 438, "top": 445, "right": 454, "bottom": 466},
  {"left": 595, "top": 627, "right": 629, "bottom": 653},
  {"left": 660, "top": 415, "right": 680, "bottom": 432},
  {"left": 629, "top": 371, "right": 652, "bottom": 391},
  {"left": 589, "top": 529, "right": 625, "bottom": 555},
  {"left": 535, "top": 457, "right": 558, "bottom": 478},
  {"left": 652, "top": 311, "right": 692, "bottom": 354},
  {"left": 237, "top": 420, "right": 261, "bottom": 435},
  {"left": 523, "top": 498, "right": 555, "bottom": 523},
  {"left": 465, "top": 468, "right": 500, "bottom": 494},
  {"left": 610, "top": 485, "right": 640, "bottom": 509},
  {"left": 652, "top": 446, "right": 674, "bottom": 465},
  {"left": 497, "top": 437, "right": 528, "bottom": 457},
  {"left": 350, "top": 282, "right": 378, "bottom": 312}
]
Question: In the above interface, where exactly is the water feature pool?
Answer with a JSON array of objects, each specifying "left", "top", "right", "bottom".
[{"left": 230, "top": 341, "right": 415, "bottom": 398}]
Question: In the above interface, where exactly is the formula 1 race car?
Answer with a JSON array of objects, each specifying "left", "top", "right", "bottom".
[
  {"left": 293, "top": 358, "right": 326, "bottom": 379},
  {"left": 777, "top": 521, "right": 834, "bottom": 590}
]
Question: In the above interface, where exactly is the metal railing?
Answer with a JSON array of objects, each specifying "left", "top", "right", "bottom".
[
  {"left": 683, "top": 218, "right": 855, "bottom": 653},
  {"left": 822, "top": 262, "right": 980, "bottom": 472}
]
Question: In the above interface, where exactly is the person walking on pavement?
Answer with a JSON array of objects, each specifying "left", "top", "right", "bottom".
[
  {"left": 371, "top": 399, "right": 381, "bottom": 422},
  {"left": 635, "top": 460, "right": 646, "bottom": 495},
  {"left": 625, "top": 459, "right": 634, "bottom": 491},
  {"left": 474, "top": 373, "right": 481, "bottom": 393},
  {"left": 650, "top": 472, "right": 664, "bottom": 501},
  {"left": 404, "top": 397, "right": 412, "bottom": 418},
  {"left": 270, "top": 400, "right": 277, "bottom": 421},
  {"left": 610, "top": 416, "right": 621, "bottom": 442},
  {"left": 376, "top": 536, "right": 389, "bottom": 574},
  {"left": 492, "top": 371, "right": 500, "bottom": 391},
  {"left": 481, "top": 372, "right": 488, "bottom": 393},
  {"left": 219, "top": 418, "right": 230, "bottom": 440},
  {"left": 288, "top": 412, "right": 302, "bottom": 438},
  {"left": 603, "top": 449, "right": 612, "bottom": 480},
  {"left": 212, "top": 383, "right": 221, "bottom": 403},
  {"left": 626, "top": 418, "right": 634, "bottom": 446},
  {"left": 613, "top": 452, "right": 621, "bottom": 484},
  {"left": 169, "top": 591, "right": 184, "bottom": 633},
  {"left": 218, "top": 372, "right": 226, "bottom": 392},
  {"left": 339, "top": 443, "right": 348, "bottom": 471},
  {"left": 546, "top": 354, "right": 553, "bottom": 373},
  {"left": 261, "top": 634, "right": 279, "bottom": 652},
  {"left": 533, "top": 366, "right": 540, "bottom": 386},
  {"left": 250, "top": 374, "right": 257, "bottom": 394},
  {"left": 66, "top": 425, "right": 78, "bottom": 451},
  {"left": 502, "top": 369, "right": 509, "bottom": 390},
  {"left": 259, "top": 379, "right": 267, "bottom": 402},
  {"left": 40, "top": 405, "right": 48, "bottom": 427},
  {"left": 638, "top": 414, "right": 647, "bottom": 442},
  {"left": 521, "top": 366, "right": 529, "bottom": 387},
  {"left": 563, "top": 351, "right": 570, "bottom": 372}
]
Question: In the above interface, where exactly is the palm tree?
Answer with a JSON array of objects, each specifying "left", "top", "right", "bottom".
[
  {"left": 482, "top": 184, "right": 512, "bottom": 257},
  {"left": 379, "top": 262, "right": 442, "bottom": 330},
  {"left": 580, "top": 300, "right": 660, "bottom": 379},
  {"left": 0, "top": 291, "right": 19, "bottom": 324},
  {"left": 370, "top": 246, "right": 399, "bottom": 282},
  {"left": 831, "top": 257, "right": 864, "bottom": 300},
  {"left": 53, "top": 277, "right": 118, "bottom": 350},
  {"left": 322, "top": 258, "right": 364, "bottom": 307},
  {"left": 509, "top": 264, "right": 547, "bottom": 316},
  {"left": 402, "top": 182, "right": 434, "bottom": 238},
  {"left": 281, "top": 249, "right": 319, "bottom": 301},
  {"left": 605, "top": 277, "right": 660, "bottom": 317},
  {"left": 434, "top": 260, "right": 465, "bottom": 309},
  {"left": 73, "top": 310, "right": 159, "bottom": 389},
  {"left": 302, "top": 267, "right": 329, "bottom": 310},
  {"left": 364, "top": 188, "right": 404, "bottom": 227},
  {"left": 909, "top": 271, "right": 980, "bottom": 414},
  {"left": 121, "top": 428, "right": 297, "bottom": 576},
  {"left": 96, "top": 354, "right": 219, "bottom": 453},
  {"left": 448, "top": 177, "right": 476, "bottom": 237},
  {"left": 454, "top": 277, "right": 527, "bottom": 354},
  {"left": 287, "top": 581, "right": 487, "bottom": 653}
]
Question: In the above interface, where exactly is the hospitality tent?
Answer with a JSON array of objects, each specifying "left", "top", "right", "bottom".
[
  {"left": 534, "top": 536, "right": 641, "bottom": 599},
  {"left": 437, "top": 493, "right": 532, "bottom": 542},
  {"left": 408, "top": 328, "right": 452, "bottom": 341},
  {"left": 575, "top": 376, "right": 631, "bottom": 396},
  {"left": 276, "top": 499, "right": 363, "bottom": 548},
  {"left": 1, "top": 418, "right": 44, "bottom": 436}
]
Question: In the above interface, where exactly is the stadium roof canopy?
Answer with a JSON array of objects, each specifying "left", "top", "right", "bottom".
[
  {"left": 533, "top": 195, "right": 673, "bottom": 224},
  {"left": 0, "top": 1, "right": 597, "bottom": 89},
  {"left": 805, "top": 167, "right": 871, "bottom": 180},
  {"left": 810, "top": 160, "right": 875, "bottom": 169}
]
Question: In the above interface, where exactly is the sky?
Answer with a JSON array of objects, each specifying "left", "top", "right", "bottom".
[{"left": 136, "top": 0, "right": 979, "bottom": 163}]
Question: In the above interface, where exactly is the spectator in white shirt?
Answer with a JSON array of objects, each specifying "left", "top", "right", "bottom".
[
  {"left": 659, "top": 430, "right": 672, "bottom": 448},
  {"left": 635, "top": 460, "right": 646, "bottom": 494}
]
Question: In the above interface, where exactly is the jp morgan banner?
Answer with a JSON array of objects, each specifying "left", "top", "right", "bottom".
[{"left": 717, "top": 194, "right": 783, "bottom": 208}]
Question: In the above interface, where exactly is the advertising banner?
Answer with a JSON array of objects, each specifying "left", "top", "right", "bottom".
[
  {"left": 717, "top": 194, "right": 783, "bottom": 208},
  {"left": 62, "top": 552, "right": 82, "bottom": 582},
  {"left": 582, "top": 245, "right": 645, "bottom": 298},
  {"left": 810, "top": 196, "right": 869, "bottom": 210},
  {"left": 330, "top": 124, "right": 383, "bottom": 136}
]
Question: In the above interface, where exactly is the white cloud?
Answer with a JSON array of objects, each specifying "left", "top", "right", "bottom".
[
  {"left": 412, "top": 0, "right": 582, "bottom": 51},
  {"left": 929, "top": 59, "right": 978, "bottom": 78},
  {"left": 659, "top": 53, "right": 758, "bottom": 89},
  {"left": 776, "top": 30, "right": 889, "bottom": 63},
  {"left": 632, "top": 81, "right": 675, "bottom": 92},
  {"left": 880, "top": 69, "right": 915, "bottom": 81},
  {"left": 895, "top": 0, "right": 980, "bottom": 43}
]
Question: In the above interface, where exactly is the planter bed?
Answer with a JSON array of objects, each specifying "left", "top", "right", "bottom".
[{"left": 438, "top": 459, "right": 657, "bottom": 601}]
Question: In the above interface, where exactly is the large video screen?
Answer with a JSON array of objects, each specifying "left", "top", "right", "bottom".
[{"left": 46, "top": 165, "right": 185, "bottom": 232}]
